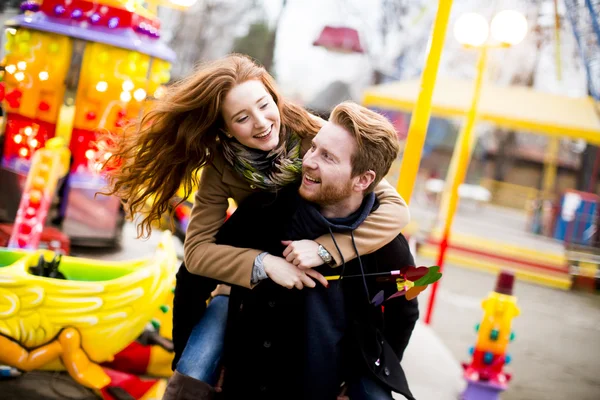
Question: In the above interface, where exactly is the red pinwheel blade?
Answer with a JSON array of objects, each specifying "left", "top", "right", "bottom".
[{"left": 405, "top": 266, "right": 429, "bottom": 281}]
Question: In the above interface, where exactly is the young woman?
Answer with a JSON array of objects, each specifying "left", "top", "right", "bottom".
[{"left": 105, "top": 54, "right": 410, "bottom": 398}]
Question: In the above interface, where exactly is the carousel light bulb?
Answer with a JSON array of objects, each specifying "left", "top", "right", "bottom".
[
  {"left": 29, "top": 138, "right": 39, "bottom": 148},
  {"left": 154, "top": 86, "right": 166, "bottom": 99},
  {"left": 19, "top": 147, "right": 28, "bottom": 157},
  {"left": 108, "top": 17, "right": 120, "bottom": 29},
  {"left": 103, "top": 152, "right": 112, "bottom": 160},
  {"left": 168, "top": 0, "right": 199, "bottom": 7},
  {"left": 13, "top": 134, "right": 23, "bottom": 144},
  {"left": 133, "top": 88, "right": 146, "bottom": 101},
  {"left": 85, "top": 149, "right": 95, "bottom": 160},
  {"left": 90, "top": 13, "right": 101, "bottom": 24},
  {"left": 54, "top": 5, "right": 66, "bottom": 16},
  {"left": 96, "top": 81, "right": 108, "bottom": 92},
  {"left": 4, "top": 65, "right": 16, "bottom": 74},
  {"left": 120, "top": 91, "right": 132, "bottom": 102},
  {"left": 122, "top": 80, "right": 134, "bottom": 92},
  {"left": 38, "top": 71, "right": 49, "bottom": 81},
  {"left": 14, "top": 71, "right": 25, "bottom": 81},
  {"left": 24, "top": 127, "right": 33, "bottom": 136},
  {"left": 17, "top": 61, "right": 26, "bottom": 70}
]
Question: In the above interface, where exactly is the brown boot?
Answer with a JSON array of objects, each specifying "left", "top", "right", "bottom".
[{"left": 163, "top": 371, "right": 218, "bottom": 400}]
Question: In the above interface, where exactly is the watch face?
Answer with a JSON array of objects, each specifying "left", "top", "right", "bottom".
[{"left": 319, "top": 247, "right": 332, "bottom": 262}]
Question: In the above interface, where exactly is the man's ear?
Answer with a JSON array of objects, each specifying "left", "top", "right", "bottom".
[{"left": 354, "top": 170, "right": 376, "bottom": 192}]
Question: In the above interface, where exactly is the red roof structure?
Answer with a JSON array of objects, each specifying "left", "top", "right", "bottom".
[{"left": 313, "top": 26, "right": 365, "bottom": 54}]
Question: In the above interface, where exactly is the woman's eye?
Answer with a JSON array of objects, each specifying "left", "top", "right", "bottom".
[
  {"left": 260, "top": 102, "right": 269, "bottom": 109},
  {"left": 237, "top": 116, "right": 248, "bottom": 123}
]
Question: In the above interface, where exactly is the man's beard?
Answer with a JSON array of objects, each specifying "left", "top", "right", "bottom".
[{"left": 299, "top": 180, "right": 354, "bottom": 206}]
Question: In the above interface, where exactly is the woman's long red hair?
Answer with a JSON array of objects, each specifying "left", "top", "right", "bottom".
[{"left": 103, "top": 54, "right": 321, "bottom": 237}]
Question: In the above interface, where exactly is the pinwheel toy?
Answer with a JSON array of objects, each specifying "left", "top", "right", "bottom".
[{"left": 326, "top": 265, "right": 442, "bottom": 305}]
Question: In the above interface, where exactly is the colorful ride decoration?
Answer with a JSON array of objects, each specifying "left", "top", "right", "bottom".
[
  {"left": 462, "top": 271, "right": 520, "bottom": 400},
  {"left": 0, "top": 230, "right": 178, "bottom": 390},
  {"left": 0, "top": 0, "right": 175, "bottom": 246},
  {"left": 8, "top": 137, "right": 70, "bottom": 250}
]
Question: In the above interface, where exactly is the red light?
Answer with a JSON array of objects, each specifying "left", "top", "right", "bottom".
[
  {"left": 86, "top": 111, "right": 97, "bottom": 121},
  {"left": 38, "top": 101, "right": 51, "bottom": 111},
  {"left": 19, "top": 223, "right": 32, "bottom": 235},
  {"left": 29, "top": 190, "right": 42, "bottom": 205},
  {"left": 6, "top": 89, "right": 23, "bottom": 108}
]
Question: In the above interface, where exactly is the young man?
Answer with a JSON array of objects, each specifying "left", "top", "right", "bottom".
[{"left": 167, "top": 102, "right": 419, "bottom": 400}]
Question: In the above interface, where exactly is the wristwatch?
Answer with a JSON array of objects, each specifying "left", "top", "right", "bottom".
[{"left": 317, "top": 244, "right": 335, "bottom": 266}]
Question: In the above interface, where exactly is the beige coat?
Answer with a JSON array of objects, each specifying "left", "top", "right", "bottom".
[{"left": 183, "top": 137, "right": 410, "bottom": 288}]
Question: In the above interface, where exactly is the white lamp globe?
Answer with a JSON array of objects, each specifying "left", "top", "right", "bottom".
[
  {"left": 491, "top": 10, "right": 528, "bottom": 46},
  {"left": 454, "top": 12, "right": 489, "bottom": 47}
]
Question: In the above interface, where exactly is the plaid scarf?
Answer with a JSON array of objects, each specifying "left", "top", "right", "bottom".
[{"left": 220, "top": 131, "right": 303, "bottom": 191}]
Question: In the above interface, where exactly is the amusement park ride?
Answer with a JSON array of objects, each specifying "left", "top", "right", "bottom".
[
  {"left": 0, "top": 1, "right": 189, "bottom": 399},
  {"left": 0, "top": 0, "right": 175, "bottom": 248}
]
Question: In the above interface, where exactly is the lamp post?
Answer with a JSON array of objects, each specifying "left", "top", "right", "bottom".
[
  {"left": 424, "top": 10, "right": 528, "bottom": 325},
  {"left": 396, "top": 0, "right": 455, "bottom": 203}
]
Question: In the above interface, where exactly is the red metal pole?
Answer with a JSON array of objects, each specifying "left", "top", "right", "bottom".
[{"left": 424, "top": 230, "right": 450, "bottom": 324}]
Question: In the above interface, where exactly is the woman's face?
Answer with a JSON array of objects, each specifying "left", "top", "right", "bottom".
[{"left": 221, "top": 80, "right": 281, "bottom": 152}]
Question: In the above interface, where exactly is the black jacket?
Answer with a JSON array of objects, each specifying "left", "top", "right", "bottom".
[{"left": 214, "top": 185, "right": 418, "bottom": 400}]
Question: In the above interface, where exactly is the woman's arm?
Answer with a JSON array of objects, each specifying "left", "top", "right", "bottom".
[
  {"left": 316, "top": 179, "right": 410, "bottom": 265},
  {"left": 183, "top": 165, "right": 261, "bottom": 289}
]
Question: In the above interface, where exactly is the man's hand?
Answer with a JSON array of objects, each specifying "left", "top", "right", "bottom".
[
  {"left": 281, "top": 240, "right": 324, "bottom": 268},
  {"left": 263, "top": 254, "right": 328, "bottom": 289}
]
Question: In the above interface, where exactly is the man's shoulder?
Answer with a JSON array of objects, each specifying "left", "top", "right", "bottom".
[{"left": 369, "top": 233, "right": 414, "bottom": 268}]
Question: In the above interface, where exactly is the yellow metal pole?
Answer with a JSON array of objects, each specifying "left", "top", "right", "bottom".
[
  {"left": 443, "top": 46, "right": 488, "bottom": 230},
  {"left": 424, "top": 45, "right": 488, "bottom": 325},
  {"left": 437, "top": 106, "right": 480, "bottom": 222},
  {"left": 396, "top": 0, "right": 454, "bottom": 204},
  {"left": 542, "top": 136, "right": 560, "bottom": 196}
]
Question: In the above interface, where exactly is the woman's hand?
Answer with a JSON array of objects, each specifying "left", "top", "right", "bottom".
[
  {"left": 211, "top": 284, "right": 231, "bottom": 297},
  {"left": 281, "top": 240, "right": 324, "bottom": 268},
  {"left": 263, "top": 254, "right": 328, "bottom": 289}
]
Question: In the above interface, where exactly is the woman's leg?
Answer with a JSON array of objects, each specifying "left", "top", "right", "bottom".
[
  {"left": 345, "top": 375, "right": 395, "bottom": 400},
  {"left": 175, "top": 294, "right": 230, "bottom": 384},
  {"left": 172, "top": 263, "right": 218, "bottom": 369}
]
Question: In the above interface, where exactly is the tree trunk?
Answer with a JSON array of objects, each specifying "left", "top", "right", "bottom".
[{"left": 262, "top": 0, "right": 287, "bottom": 74}]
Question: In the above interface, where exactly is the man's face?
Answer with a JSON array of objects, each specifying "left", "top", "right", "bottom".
[{"left": 299, "top": 122, "right": 357, "bottom": 205}]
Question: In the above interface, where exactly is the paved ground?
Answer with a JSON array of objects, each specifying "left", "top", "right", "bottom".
[{"left": 415, "top": 256, "right": 600, "bottom": 400}]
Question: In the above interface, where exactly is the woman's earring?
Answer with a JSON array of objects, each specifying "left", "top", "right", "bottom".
[{"left": 221, "top": 129, "right": 233, "bottom": 139}]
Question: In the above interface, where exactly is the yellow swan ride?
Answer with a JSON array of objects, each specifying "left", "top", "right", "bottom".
[{"left": 0, "top": 231, "right": 177, "bottom": 389}]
